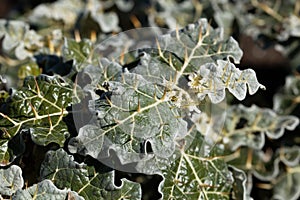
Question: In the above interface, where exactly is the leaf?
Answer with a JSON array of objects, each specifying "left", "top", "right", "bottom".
[
  {"left": 226, "top": 146, "right": 299, "bottom": 182},
  {"left": 91, "top": 12, "right": 120, "bottom": 33},
  {"left": 226, "top": 146, "right": 300, "bottom": 200},
  {"left": 158, "top": 131, "right": 234, "bottom": 199},
  {"left": 225, "top": 147, "right": 281, "bottom": 181},
  {"left": 272, "top": 166, "right": 300, "bottom": 200},
  {"left": 210, "top": 0, "right": 299, "bottom": 41},
  {"left": 279, "top": 146, "right": 300, "bottom": 167},
  {"left": 84, "top": 0, "right": 121, "bottom": 33},
  {"left": 130, "top": 52, "right": 177, "bottom": 85},
  {"left": 133, "top": 18, "right": 244, "bottom": 82},
  {"left": 131, "top": 18, "right": 263, "bottom": 105},
  {"left": 69, "top": 72, "right": 187, "bottom": 166},
  {"left": 29, "top": 0, "right": 84, "bottom": 29},
  {"left": 69, "top": 19, "right": 263, "bottom": 173},
  {"left": 0, "top": 165, "right": 24, "bottom": 196},
  {"left": 148, "top": 0, "right": 203, "bottom": 29},
  {"left": 188, "top": 60, "right": 265, "bottom": 103},
  {"left": 0, "top": 20, "right": 43, "bottom": 60},
  {"left": 114, "top": 0, "right": 134, "bottom": 12},
  {"left": 0, "top": 75, "right": 76, "bottom": 165},
  {"left": 40, "top": 148, "right": 142, "bottom": 200},
  {"left": 78, "top": 58, "right": 123, "bottom": 92},
  {"left": 17, "top": 62, "right": 41, "bottom": 80},
  {"left": 209, "top": 104, "right": 299, "bottom": 151},
  {"left": 229, "top": 166, "right": 251, "bottom": 200},
  {"left": 273, "top": 75, "right": 300, "bottom": 115},
  {"left": 29, "top": 0, "right": 121, "bottom": 33},
  {"left": 94, "top": 32, "right": 135, "bottom": 62},
  {"left": 63, "top": 38, "right": 93, "bottom": 72},
  {"left": 0, "top": 134, "right": 25, "bottom": 166},
  {"left": 13, "top": 180, "right": 84, "bottom": 200},
  {"left": 157, "top": 18, "right": 243, "bottom": 66}
]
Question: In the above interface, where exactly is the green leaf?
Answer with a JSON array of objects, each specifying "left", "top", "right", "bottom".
[
  {"left": 114, "top": 0, "right": 134, "bottom": 12},
  {"left": 131, "top": 18, "right": 263, "bottom": 105},
  {"left": 213, "top": 104, "right": 299, "bottom": 151},
  {"left": 79, "top": 58, "right": 122, "bottom": 91},
  {"left": 63, "top": 38, "right": 93, "bottom": 72},
  {"left": 29, "top": 0, "right": 84, "bottom": 29},
  {"left": 158, "top": 131, "right": 234, "bottom": 199},
  {"left": 272, "top": 166, "right": 300, "bottom": 200},
  {"left": 40, "top": 148, "right": 142, "bottom": 200},
  {"left": 280, "top": 146, "right": 300, "bottom": 167},
  {"left": 69, "top": 72, "right": 187, "bottom": 165},
  {"left": 225, "top": 147, "right": 281, "bottom": 181},
  {"left": 188, "top": 60, "right": 265, "bottom": 103},
  {"left": 91, "top": 12, "right": 120, "bottom": 33},
  {"left": 0, "top": 20, "right": 43, "bottom": 60},
  {"left": 17, "top": 62, "right": 41, "bottom": 80},
  {"left": 0, "top": 75, "right": 76, "bottom": 165},
  {"left": 148, "top": 0, "right": 203, "bottom": 29},
  {"left": 157, "top": 18, "right": 243, "bottom": 66},
  {"left": 226, "top": 145, "right": 300, "bottom": 199},
  {"left": 273, "top": 76, "right": 300, "bottom": 115},
  {"left": 229, "top": 166, "right": 251, "bottom": 200},
  {"left": 133, "top": 18, "right": 244, "bottom": 81},
  {"left": 0, "top": 134, "right": 25, "bottom": 166},
  {"left": 0, "top": 165, "right": 24, "bottom": 196},
  {"left": 13, "top": 180, "right": 84, "bottom": 200}
]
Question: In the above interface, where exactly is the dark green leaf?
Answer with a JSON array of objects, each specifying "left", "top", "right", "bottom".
[
  {"left": 229, "top": 166, "right": 251, "bottom": 200},
  {"left": 0, "top": 75, "right": 76, "bottom": 165},
  {"left": 40, "top": 149, "right": 142, "bottom": 200},
  {"left": 159, "top": 131, "right": 234, "bottom": 199}
]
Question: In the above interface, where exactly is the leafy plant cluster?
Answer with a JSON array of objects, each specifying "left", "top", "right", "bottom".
[{"left": 0, "top": 0, "right": 300, "bottom": 199}]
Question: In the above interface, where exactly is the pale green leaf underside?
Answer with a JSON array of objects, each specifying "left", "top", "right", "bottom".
[
  {"left": 13, "top": 180, "right": 84, "bottom": 200},
  {"left": 0, "top": 165, "right": 23, "bottom": 196},
  {"left": 191, "top": 60, "right": 265, "bottom": 103},
  {"left": 131, "top": 18, "right": 263, "bottom": 105},
  {"left": 69, "top": 72, "right": 187, "bottom": 164},
  {"left": 227, "top": 146, "right": 300, "bottom": 200},
  {"left": 272, "top": 166, "right": 300, "bottom": 200},
  {"left": 29, "top": 0, "right": 120, "bottom": 33},
  {"left": 226, "top": 147, "right": 281, "bottom": 181},
  {"left": 29, "top": 0, "right": 83, "bottom": 27},
  {"left": 157, "top": 18, "right": 243, "bottom": 66},
  {"left": 132, "top": 18, "right": 244, "bottom": 85},
  {"left": 40, "top": 148, "right": 141, "bottom": 200},
  {"left": 273, "top": 76, "right": 300, "bottom": 115},
  {"left": 0, "top": 20, "right": 42, "bottom": 60},
  {"left": 222, "top": 104, "right": 299, "bottom": 150}
]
